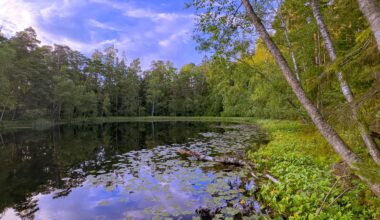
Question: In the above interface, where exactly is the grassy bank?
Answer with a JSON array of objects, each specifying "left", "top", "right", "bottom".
[{"left": 249, "top": 120, "right": 380, "bottom": 219}]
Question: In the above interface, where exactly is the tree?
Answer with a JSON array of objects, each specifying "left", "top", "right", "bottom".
[
  {"left": 145, "top": 61, "right": 174, "bottom": 116},
  {"left": 311, "top": 0, "right": 380, "bottom": 165},
  {"left": 8, "top": 28, "right": 54, "bottom": 119},
  {"left": 189, "top": 0, "right": 380, "bottom": 196},
  {"left": 55, "top": 77, "right": 76, "bottom": 119},
  {"left": 244, "top": 0, "right": 380, "bottom": 197},
  {"left": 119, "top": 59, "right": 141, "bottom": 116},
  {"left": 357, "top": 0, "right": 380, "bottom": 51},
  {"left": 103, "top": 45, "right": 119, "bottom": 115},
  {"left": 0, "top": 37, "right": 16, "bottom": 121}
]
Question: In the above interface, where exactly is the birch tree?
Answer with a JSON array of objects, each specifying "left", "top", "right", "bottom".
[
  {"left": 357, "top": 0, "right": 380, "bottom": 51},
  {"left": 189, "top": 0, "right": 380, "bottom": 197},
  {"left": 311, "top": 0, "right": 380, "bottom": 165}
]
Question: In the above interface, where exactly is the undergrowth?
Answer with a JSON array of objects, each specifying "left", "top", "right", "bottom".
[{"left": 248, "top": 120, "right": 380, "bottom": 219}]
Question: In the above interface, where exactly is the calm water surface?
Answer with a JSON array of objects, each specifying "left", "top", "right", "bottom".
[{"left": 0, "top": 122, "right": 265, "bottom": 219}]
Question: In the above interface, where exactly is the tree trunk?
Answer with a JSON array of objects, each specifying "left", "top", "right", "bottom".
[
  {"left": 151, "top": 100, "right": 155, "bottom": 116},
  {"left": 357, "top": 0, "right": 380, "bottom": 51},
  {"left": 241, "top": 0, "right": 380, "bottom": 197},
  {"left": 311, "top": 0, "right": 380, "bottom": 165},
  {"left": 58, "top": 104, "right": 62, "bottom": 121},
  {"left": 0, "top": 106, "right": 5, "bottom": 122},
  {"left": 277, "top": 8, "right": 301, "bottom": 81},
  {"left": 12, "top": 108, "right": 16, "bottom": 121},
  {"left": 241, "top": 0, "right": 358, "bottom": 164}
]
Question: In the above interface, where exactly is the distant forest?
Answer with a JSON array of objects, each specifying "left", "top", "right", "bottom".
[{"left": 0, "top": 27, "right": 213, "bottom": 120}]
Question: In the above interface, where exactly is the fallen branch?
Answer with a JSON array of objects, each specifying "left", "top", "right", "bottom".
[
  {"left": 177, "top": 149, "right": 250, "bottom": 166},
  {"left": 177, "top": 149, "right": 273, "bottom": 181},
  {"left": 316, "top": 177, "right": 341, "bottom": 215},
  {"left": 265, "top": 174, "right": 280, "bottom": 184},
  {"left": 326, "top": 187, "right": 353, "bottom": 208}
]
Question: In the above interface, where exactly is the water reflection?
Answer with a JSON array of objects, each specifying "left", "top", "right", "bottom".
[{"left": 0, "top": 122, "right": 264, "bottom": 219}]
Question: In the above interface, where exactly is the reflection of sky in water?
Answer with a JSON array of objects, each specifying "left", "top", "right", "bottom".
[
  {"left": 3, "top": 166, "right": 223, "bottom": 219},
  {"left": 1, "top": 124, "right": 258, "bottom": 219},
  {"left": 35, "top": 169, "right": 214, "bottom": 219}
]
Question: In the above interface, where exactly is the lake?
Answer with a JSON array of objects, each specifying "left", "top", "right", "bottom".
[{"left": 0, "top": 121, "right": 266, "bottom": 219}]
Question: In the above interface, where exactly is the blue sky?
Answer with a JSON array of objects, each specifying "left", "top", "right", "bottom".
[{"left": 0, "top": 0, "right": 205, "bottom": 69}]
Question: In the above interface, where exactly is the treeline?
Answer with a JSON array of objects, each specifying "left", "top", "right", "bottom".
[{"left": 0, "top": 28, "right": 211, "bottom": 121}]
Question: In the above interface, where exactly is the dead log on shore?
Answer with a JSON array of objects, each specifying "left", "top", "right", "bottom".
[
  {"left": 176, "top": 149, "right": 251, "bottom": 166},
  {"left": 176, "top": 149, "right": 280, "bottom": 183}
]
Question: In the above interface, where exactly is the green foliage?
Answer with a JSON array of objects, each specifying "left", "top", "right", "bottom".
[{"left": 247, "top": 121, "right": 380, "bottom": 219}]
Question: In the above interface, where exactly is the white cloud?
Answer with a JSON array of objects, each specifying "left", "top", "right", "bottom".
[
  {"left": 0, "top": 0, "right": 36, "bottom": 36},
  {"left": 88, "top": 0, "right": 194, "bottom": 21},
  {"left": 88, "top": 19, "right": 121, "bottom": 31},
  {"left": 159, "top": 29, "right": 190, "bottom": 47},
  {"left": 0, "top": 0, "right": 200, "bottom": 69},
  {"left": 124, "top": 9, "right": 194, "bottom": 22}
]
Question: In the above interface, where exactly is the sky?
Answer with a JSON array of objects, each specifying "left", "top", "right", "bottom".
[{"left": 0, "top": 0, "right": 205, "bottom": 69}]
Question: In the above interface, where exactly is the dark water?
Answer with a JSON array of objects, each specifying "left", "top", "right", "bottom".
[{"left": 0, "top": 121, "right": 265, "bottom": 220}]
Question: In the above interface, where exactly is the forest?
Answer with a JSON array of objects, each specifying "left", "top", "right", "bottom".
[{"left": 0, "top": 0, "right": 380, "bottom": 218}]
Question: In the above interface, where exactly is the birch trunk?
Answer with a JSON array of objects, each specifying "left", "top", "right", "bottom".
[
  {"left": 311, "top": 0, "right": 380, "bottom": 165},
  {"left": 241, "top": 0, "right": 380, "bottom": 197},
  {"left": 0, "top": 106, "right": 5, "bottom": 121},
  {"left": 357, "top": 0, "right": 380, "bottom": 51},
  {"left": 151, "top": 101, "right": 155, "bottom": 116},
  {"left": 277, "top": 9, "right": 301, "bottom": 81}
]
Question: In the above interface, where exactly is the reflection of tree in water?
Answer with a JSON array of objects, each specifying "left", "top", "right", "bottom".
[{"left": 0, "top": 122, "right": 218, "bottom": 217}]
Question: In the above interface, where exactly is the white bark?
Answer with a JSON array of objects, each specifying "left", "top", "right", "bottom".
[
  {"left": 151, "top": 100, "right": 155, "bottom": 116},
  {"left": 357, "top": 0, "right": 380, "bottom": 51},
  {"left": 311, "top": 0, "right": 380, "bottom": 165},
  {"left": 241, "top": 0, "right": 359, "bottom": 165},
  {"left": 241, "top": 0, "right": 380, "bottom": 197},
  {"left": 277, "top": 8, "right": 301, "bottom": 81}
]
